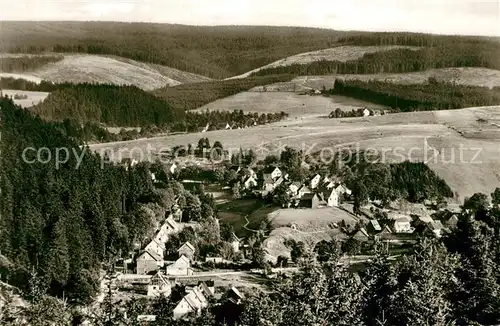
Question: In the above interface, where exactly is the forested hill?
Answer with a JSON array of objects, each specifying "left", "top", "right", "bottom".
[
  {"left": 32, "top": 83, "right": 185, "bottom": 126},
  {"left": 0, "top": 97, "right": 157, "bottom": 302},
  {"left": 0, "top": 22, "right": 346, "bottom": 79}
]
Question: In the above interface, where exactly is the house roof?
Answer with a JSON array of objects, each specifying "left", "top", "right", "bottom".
[
  {"left": 429, "top": 220, "right": 444, "bottom": 230},
  {"left": 166, "top": 216, "right": 179, "bottom": 230},
  {"left": 301, "top": 193, "right": 317, "bottom": 201},
  {"left": 369, "top": 220, "right": 382, "bottom": 231},
  {"left": 353, "top": 228, "right": 369, "bottom": 239},
  {"left": 290, "top": 181, "right": 302, "bottom": 188},
  {"left": 262, "top": 166, "right": 280, "bottom": 174},
  {"left": 231, "top": 232, "right": 240, "bottom": 242},
  {"left": 138, "top": 250, "right": 161, "bottom": 262},
  {"left": 150, "top": 272, "right": 169, "bottom": 285},
  {"left": 298, "top": 185, "right": 311, "bottom": 193},
  {"left": 229, "top": 286, "right": 244, "bottom": 299},
  {"left": 178, "top": 242, "right": 196, "bottom": 253},
  {"left": 379, "top": 225, "right": 392, "bottom": 234}
]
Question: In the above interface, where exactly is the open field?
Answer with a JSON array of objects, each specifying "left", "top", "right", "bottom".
[
  {"left": 195, "top": 91, "right": 388, "bottom": 117},
  {"left": 263, "top": 207, "right": 358, "bottom": 262},
  {"left": 89, "top": 106, "right": 500, "bottom": 201},
  {"left": 253, "top": 68, "right": 500, "bottom": 92},
  {"left": 217, "top": 199, "right": 276, "bottom": 237},
  {"left": 2, "top": 89, "right": 50, "bottom": 108},
  {"left": 1, "top": 53, "right": 212, "bottom": 90},
  {"left": 228, "top": 45, "right": 421, "bottom": 79}
]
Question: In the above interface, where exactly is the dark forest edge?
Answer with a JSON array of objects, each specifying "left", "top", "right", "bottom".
[{"left": 326, "top": 78, "right": 500, "bottom": 111}]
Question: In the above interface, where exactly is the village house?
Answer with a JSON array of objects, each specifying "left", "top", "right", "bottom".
[
  {"left": 225, "top": 123, "right": 232, "bottom": 130},
  {"left": 231, "top": 233, "right": 241, "bottom": 253},
  {"left": 392, "top": 218, "right": 413, "bottom": 233},
  {"left": 288, "top": 181, "right": 302, "bottom": 196},
  {"left": 323, "top": 188, "right": 340, "bottom": 207},
  {"left": 155, "top": 216, "right": 180, "bottom": 244},
  {"left": 225, "top": 286, "right": 245, "bottom": 305},
  {"left": 297, "top": 185, "right": 312, "bottom": 199},
  {"left": 173, "top": 286, "right": 209, "bottom": 320},
  {"left": 147, "top": 272, "right": 172, "bottom": 297},
  {"left": 136, "top": 250, "right": 162, "bottom": 275},
  {"left": 144, "top": 239, "right": 166, "bottom": 262},
  {"left": 352, "top": 228, "right": 370, "bottom": 242},
  {"left": 166, "top": 255, "right": 193, "bottom": 276},
  {"left": 445, "top": 214, "right": 459, "bottom": 229},
  {"left": 262, "top": 166, "right": 282, "bottom": 181},
  {"left": 246, "top": 168, "right": 257, "bottom": 179},
  {"left": 297, "top": 193, "right": 320, "bottom": 209},
  {"left": 166, "top": 162, "right": 178, "bottom": 175},
  {"left": 243, "top": 175, "right": 258, "bottom": 189},
  {"left": 362, "top": 108, "right": 371, "bottom": 117},
  {"left": 367, "top": 220, "right": 382, "bottom": 234},
  {"left": 309, "top": 174, "right": 322, "bottom": 189},
  {"left": 178, "top": 242, "right": 196, "bottom": 260}
]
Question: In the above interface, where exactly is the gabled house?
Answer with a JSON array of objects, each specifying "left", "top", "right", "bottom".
[
  {"left": 231, "top": 233, "right": 241, "bottom": 253},
  {"left": 136, "top": 250, "right": 161, "bottom": 275},
  {"left": 225, "top": 286, "right": 244, "bottom": 305},
  {"left": 362, "top": 108, "right": 371, "bottom": 117},
  {"left": 445, "top": 215, "right": 459, "bottom": 229},
  {"left": 243, "top": 175, "right": 258, "bottom": 189},
  {"left": 379, "top": 225, "right": 393, "bottom": 235},
  {"left": 297, "top": 185, "right": 312, "bottom": 199},
  {"left": 172, "top": 288, "right": 208, "bottom": 320},
  {"left": 262, "top": 166, "right": 282, "bottom": 181},
  {"left": 367, "top": 220, "right": 382, "bottom": 234},
  {"left": 246, "top": 168, "right": 257, "bottom": 179},
  {"left": 145, "top": 239, "right": 166, "bottom": 262},
  {"left": 288, "top": 182, "right": 302, "bottom": 196},
  {"left": 166, "top": 255, "right": 193, "bottom": 276},
  {"left": 297, "top": 193, "right": 320, "bottom": 209},
  {"left": 166, "top": 162, "right": 178, "bottom": 175},
  {"left": 147, "top": 272, "right": 172, "bottom": 297},
  {"left": 198, "top": 281, "right": 215, "bottom": 298},
  {"left": 309, "top": 174, "right": 322, "bottom": 189},
  {"left": 392, "top": 218, "right": 413, "bottom": 233},
  {"left": 225, "top": 123, "right": 232, "bottom": 130},
  {"left": 426, "top": 220, "right": 445, "bottom": 238},
  {"left": 323, "top": 188, "right": 340, "bottom": 207},
  {"left": 352, "top": 228, "right": 370, "bottom": 242},
  {"left": 178, "top": 242, "right": 196, "bottom": 260}
]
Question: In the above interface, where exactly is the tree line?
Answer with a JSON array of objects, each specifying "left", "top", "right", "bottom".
[
  {"left": 0, "top": 55, "right": 64, "bottom": 73},
  {"left": 327, "top": 78, "right": 500, "bottom": 111}
]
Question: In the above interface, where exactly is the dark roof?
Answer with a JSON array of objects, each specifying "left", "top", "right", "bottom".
[
  {"left": 262, "top": 166, "right": 279, "bottom": 174},
  {"left": 301, "top": 193, "right": 317, "bottom": 201}
]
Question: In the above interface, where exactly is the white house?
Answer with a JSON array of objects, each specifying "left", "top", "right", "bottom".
[
  {"left": 323, "top": 188, "right": 340, "bottom": 207},
  {"left": 288, "top": 182, "right": 302, "bottom": 196},
  {"left": 262, "top": 166, "right": 282, "bottom": 181},
  {"left": 243, "top": 175, "right": 258, "bottom": 189},
  {"left": 362, "top": 108, "right": 370, "bottom": 117},
  {"left": 297, "top": 185, "right": 312, "bottom": 198},
  {"left": 225, "top": 123, "right": 232, "bottom": 130},
  {"left": 231, "top": 233, "right": 241, "bottom": 253},
  {"left": 147, "top": 272, "right": 172, "bottom": 297},
  {"left": 136, "top": 250, "right": 161, "bottom": 275},
  {"left": 310, "top": 174, "right": 322, "bottom": 189},
  {"left": 166, "top": 255, "right": 193, "bottom": 276},
  {"left": 178, "top": 242, "right": 196, "bottom": 260},
  {"left": 392, "top": 218, "right": 413, "bottom": 233},
  {"left": 144, "top": 239, "right": 165, "bottom": 264},
  {"left": 166, "top": 162, "right": 178, "bottom": 175},
  {"left": 173, "top": 287, "right": 208, "bottom": 320}
]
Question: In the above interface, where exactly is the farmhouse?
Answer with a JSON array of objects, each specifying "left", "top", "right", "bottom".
[
  {"left": 352, "top": 228, "right": 370, "bottom": 242},
  {"left": 173, "top": 285, "right": 209, "bottom": 320},
  {"left": 166, "top": 255, "right": 193, "bottom": 276},
  {"left": 144, "top": 239, "right": 166, "bottom": 263},
  {"left": 367, "top": 220, "right": 382, "bottom": 234},
  {"left": 243, "top": 175, "right": 258, "bottom": 189},
  {"left": 309, "top": 174, "right": 322, "bottom": 189},
  {"left": 297, "top": 193, "right": 320, "bottom": 209},
  {"left": 225, "top": 286, "right": 245, "bottom": 305},
  {"left": 147, "top": 272, "right": 172, "bottom": 297},
  {"left": 445, "top": 215, "right": 459, "bottom": 228},
  {"left": 178, "top": 242, "right": 196, "bottom": 260},
  {"left": 288, "top": 181, "right": 302, "bottom": 196},
  {"left": 323, "top": 188, "right": 340, "bottom": 207},
  {"left": 136, "top": 250, "right": 162, "bottom": 275},
  {"left": 297, "top": 185, "right": 312, "bottom": 198},
  {"left": 362, "top": 108, "right": 371, "bottom": 117},
  {"left": 262, "top": 166, "right": 282, "bottom": 181},
  {"left": 392, "top": 218, "right": 413, "bottom": 233}
]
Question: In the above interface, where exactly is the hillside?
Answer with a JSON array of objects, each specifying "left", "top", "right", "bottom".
[
  {"left": 227, "top": 45, "right": 421, "bottom": 79},
  {"left": 250, "top": 68, "right": 500, "bottom": 92},
  {"left": 0, "top": 53, "right": 212, "bottom": 90},
  {"left": 32, "top": 83, "right": 184, "bottom": 126},
  {"left": 0, "top": 22, "right": 349, "bottom": 78}
]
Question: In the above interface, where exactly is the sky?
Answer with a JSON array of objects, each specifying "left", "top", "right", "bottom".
[{"left": 1, "top": 0, "right": 499, "bottom": 36}]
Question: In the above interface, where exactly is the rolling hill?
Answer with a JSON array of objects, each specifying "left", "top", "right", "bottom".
[{"left": 0, "top": 53, "right": 212, "bottom": 91}]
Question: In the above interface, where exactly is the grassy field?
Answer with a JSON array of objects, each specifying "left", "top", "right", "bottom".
[
  {"left": 217, "top": 199, "right": 275, "bottom": 237},
  {"left": 256, "top": 68, "right": 500, "bottom": 92},
  {"left": 2, "top": 89, "right": 50, "bottom": 108},
  {"left": 263, "top": 207, "right": 358, "bottom": 262},
  {"left": 0, "top": 72, "right": 42, "bottom": 84},
  {"left": 194, "top": 91, "right": 388, "bottom": 117},
  {"left": 228, "top": 45, "right": 420, "bottom": 79}
]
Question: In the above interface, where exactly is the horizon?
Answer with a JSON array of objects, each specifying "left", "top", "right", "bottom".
[{"left": 1, "top": 0, "right": 499, "bottom": 37}]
